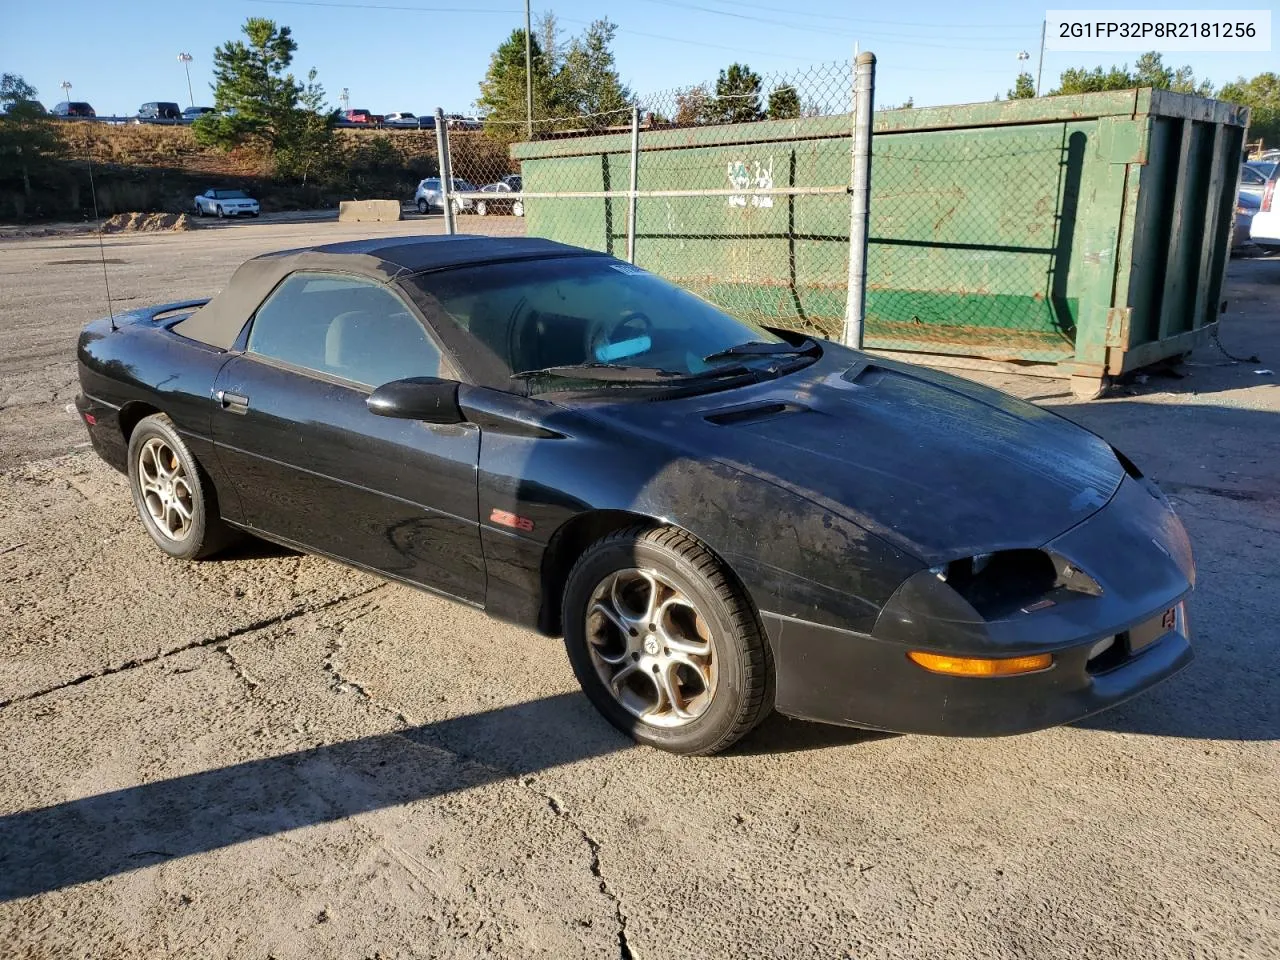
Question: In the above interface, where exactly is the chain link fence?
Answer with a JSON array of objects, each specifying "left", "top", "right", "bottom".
[
  {"left": 435, "top": 58, "right": 871, "bottom": 343},
  {"left": 864, "top": 123, "right": 1083, "bottom": 362}
]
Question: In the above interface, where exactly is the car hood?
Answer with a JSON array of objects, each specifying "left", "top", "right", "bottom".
[{"left": 581, "top": 347, "right": 1125, "bottom": 564}]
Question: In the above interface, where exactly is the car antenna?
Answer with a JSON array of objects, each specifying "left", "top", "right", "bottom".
[{"left": 84, "top": 136, "right": 116, "bottom": 331}]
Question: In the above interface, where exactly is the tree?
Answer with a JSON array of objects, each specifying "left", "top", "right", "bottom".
[
  {"left": 766, "top": 84, "right": 801, "bottom": 120},
  {"left": 191, "top": 17, "right": 337, "bottom": 180},
  {"left": 558, "top": 18, "right": 632, "bottom": 126},
  {"left": 0, "top": 73, "right": 60, "bottom": 198},
  {"left": 273, "top": 69, "right": 339, "bottom": 184},
  {"left": 476, "top": 28, "right": 555, "bottom": 142},
  {"left": 1134, "top": 52, "right": 1172, "bottom": 90},
  {"left": 674, "top": 84, "right": 710, "bottom": 126},
  {"left": 1052, "top": 52, "right": 1210, "bottom": 96},
  {"left": 708, "top": 63, "right": 763, "bottom": 124},
  {"left": 1219, "top": 72, "right": 1280, "bottom": 146},
  {"left": 1052, "top": 64, "right": 1135, "bottom": 94},
  {"left": 1008, "top": 72, "right": 1035, "bottom": 100}
]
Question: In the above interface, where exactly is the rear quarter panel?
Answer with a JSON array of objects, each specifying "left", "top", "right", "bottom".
[{"left": 78, "top": 317, "right": 241, "bottom": 519}]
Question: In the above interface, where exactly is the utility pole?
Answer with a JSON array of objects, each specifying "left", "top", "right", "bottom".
[
  {"left": 60, "top": 80, "right": 72, "bottom": 105},
  {"left": 340, "top": 87, "right": 350, "bottom": 114},
  {"left": 524, "top": 0, "right": 534, "bottom": 140},
  {"left": 177, "top": 53, "right": 194, "bottom": 108},
  {"left": 1035, "top": 19, "right": 1046, "bottom": 96}
]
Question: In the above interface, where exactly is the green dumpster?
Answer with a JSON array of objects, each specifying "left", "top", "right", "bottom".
[{"left": 513, "top": 89, "right": 1248, "bottom": 395}]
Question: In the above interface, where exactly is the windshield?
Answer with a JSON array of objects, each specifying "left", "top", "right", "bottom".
[
  {"left": 406, "top": 257, "right": 792, "bottom": 389},
  {"left": 1247, "top": 161, "right": 1277, "bottom": 180}
]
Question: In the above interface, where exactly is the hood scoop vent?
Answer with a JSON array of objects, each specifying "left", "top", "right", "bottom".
[
  {"left": 841, "top": 361, "right": 892, "bottom": 387},
  {"left": 704, "top": 400, "right": 806, "bottom": 426}
]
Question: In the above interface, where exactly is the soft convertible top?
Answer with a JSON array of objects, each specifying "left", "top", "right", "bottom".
[{"left": 173, "top": 234, "right": 598, "bottom": 350}]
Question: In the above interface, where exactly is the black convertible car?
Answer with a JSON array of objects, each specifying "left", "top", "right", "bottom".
[{"left": 75, "top": 236, "right": 1195, "bottom": 754}]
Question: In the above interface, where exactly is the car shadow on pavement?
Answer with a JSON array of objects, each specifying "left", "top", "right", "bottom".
[
  {"left": 0, "top": 692, "right": 630, "bottom": 903},
  {"left": 731, "top": 714, "right": 895, "bottom": 755}
]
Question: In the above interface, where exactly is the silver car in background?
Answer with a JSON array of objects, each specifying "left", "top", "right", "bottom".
[
  {"left": 193, "top": 189, "right": 260, "bottom": 218},
  {"left": 413, "top": 177, "right": 478, "bottom": 215}
]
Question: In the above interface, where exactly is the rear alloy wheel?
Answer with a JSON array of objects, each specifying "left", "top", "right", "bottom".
[
  {"left": 127, "top": 414, "right": 236, "bottom": 560},
  {"left": 417, "top": 198, "right": 428, "bottom": 214},
  {"left": 563, "top": 526, "right": 774, "bottom": 755},
  {"left": 476, "top": 200, "right": 488, "bottom": 216},
  {"left": 512, "top": 199, "right": 524, "bottom": 218},
  {"left": 451, "top": 198, "right": 462, "bottom": 216},
  {"left": 216, "top": 205, "right": 224, "bottom": 218}
]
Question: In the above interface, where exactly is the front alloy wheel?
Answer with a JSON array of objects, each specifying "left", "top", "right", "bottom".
[
  {"left": 512, "top": 199, "right": 524, "bottom": 217},
  {"left": 586, "top": 568, "right": 718, "bottom": 726},
  {"left": 563, "top": 525, "right": 774, "bottom": 755}
]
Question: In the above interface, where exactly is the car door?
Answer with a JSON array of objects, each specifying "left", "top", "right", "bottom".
[{"left": 209, "top": 271, "right": 485, "bottom": 603}]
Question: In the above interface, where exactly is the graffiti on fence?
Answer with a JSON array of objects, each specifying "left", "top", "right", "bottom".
[{"left": 727, "top": 157, "right": 774, "bottom": 208}]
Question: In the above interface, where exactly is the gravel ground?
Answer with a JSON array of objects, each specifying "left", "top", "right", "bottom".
[{"left": 1, "top": 219, "right": 1277, "bottom": 959}]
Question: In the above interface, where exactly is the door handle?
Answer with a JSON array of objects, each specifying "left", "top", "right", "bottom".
[{"left": 216, "top": 390, "right": 249, "bottom": 414}]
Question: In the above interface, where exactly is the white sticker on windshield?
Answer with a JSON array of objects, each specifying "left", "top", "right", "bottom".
[{"left": 610, "top": 263, "right": 647, "bottom": 276}]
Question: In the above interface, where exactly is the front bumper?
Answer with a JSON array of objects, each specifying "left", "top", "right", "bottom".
[
  {"left": 763, "top": 472, "right": 1195, "bottom": 736},
  {"left": 763, "top": 600, "right": 1192, "bottom": 736}
]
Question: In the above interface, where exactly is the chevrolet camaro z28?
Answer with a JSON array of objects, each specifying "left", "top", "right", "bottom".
[{"left": 75, "top": 235, "right": 1195, "bottom": 754}]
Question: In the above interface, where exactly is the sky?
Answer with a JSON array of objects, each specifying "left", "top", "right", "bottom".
[{"left": 1, "top": 0, "right": 1276, "bottom": 118}]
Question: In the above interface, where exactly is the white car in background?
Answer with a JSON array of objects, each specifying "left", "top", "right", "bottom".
[
  {"left": 193, "top": 189, "right": 260, "bottom": 218},
  {"left": 1248, "top": 167, "right": 1280, "bottom": 253}
]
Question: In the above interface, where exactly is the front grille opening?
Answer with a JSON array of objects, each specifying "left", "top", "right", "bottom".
[{"left": 1087, "top": 635, "right": 1127, "bottom": 674}]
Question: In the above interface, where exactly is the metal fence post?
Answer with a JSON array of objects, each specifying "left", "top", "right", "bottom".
[
  {"left": 843, "top": 51, "right": 876, "bottom": 349},
  {"left": 626, "top": 106, "right": 640, "bottom": 264},
  {"left": 434, "top": 108, "right": 456, "bottom": 235}
]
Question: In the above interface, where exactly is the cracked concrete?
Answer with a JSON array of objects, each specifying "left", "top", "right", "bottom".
[{"left": 1, "top": 222, "right": 1277, "bottom": 959}]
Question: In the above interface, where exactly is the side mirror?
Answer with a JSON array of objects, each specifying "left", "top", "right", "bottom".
[{"left": 367, "top": 377, "right": 464, "bottom": 424}]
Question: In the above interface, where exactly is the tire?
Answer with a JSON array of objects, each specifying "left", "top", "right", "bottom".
[
  {"left": 562, "top": 525, "right": 774, "bottom": 755},
  {"left": 216, "top": 205, "right": 224, "bottom": 218},
  {"left": 476, "top": 200, "right": 488, "bottom": 216},
  {"left": 250, "top": 211, "right": 259, "bottom": 218},
  {"left": 126, "top": 414, "right": 237, "bottom": 561},
  {"left": 417, "top": 198, "right": 428, "bottom": 214},
  {"left": 512, "top": 199, "right": 524, "bottom": 218},
  {"left": 451, "top": 198, "right": 462, "bottom": 216}
]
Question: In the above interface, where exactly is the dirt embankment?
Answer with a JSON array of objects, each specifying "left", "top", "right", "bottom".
[{"left": 2, "top": 123, "right": 514, "bottom": 223}]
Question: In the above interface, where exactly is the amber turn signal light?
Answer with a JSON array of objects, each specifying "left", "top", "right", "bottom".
[{"left": 907, "top": 651, "right": 1053, "bottom": 677}]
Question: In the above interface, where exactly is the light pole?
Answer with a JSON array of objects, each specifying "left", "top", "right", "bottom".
[
  {"left": 524, "top": 0, "right": 533, "bottom": 139},
  {"left": 340, "top": 87, "right": 350, "bottom": 114},
  {"left": 177, "top": 53, "right": 194, "bottom": 108},
  {"left": 60, "top": 80, "right": 72, "bottom": 106}
]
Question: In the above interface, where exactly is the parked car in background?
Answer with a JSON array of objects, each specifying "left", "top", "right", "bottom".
[
  {"left": 136, "top": 101, "right": 181, "bottom": 123},
  {"left": 343, "top": 108, "right": 381, "bottom": 125},
  {"left": 193, "top": 188, "right": 260, "bottom": 218},
  {"left": 51, "top": 101, "right": 95, "bottom": 118},
  {"left": 475, "top": 175, "right": 524, "bottom": 217},
  {"left": 1248, "top": 168, "right": 1280, "bottom": 252},
  {"left": 1240, "top": 161, "right": 1277, "bottom": 200},
  {"left": 1, "top": 99, "right": 46, "bottom": 115},
  {"left": 444, "top": 114, "right": 482, "bottom": 130},
  {"left": 383, "top": 111, "right": 428, "bottom": 128},
  {"left": 1233, "top": 193, "right": 1260, "bottom": 251},
  {"left": 182, "top": 106, "right": 216, "bottom": 122},
  {"left": 414, "top": 177, "right": 477, "bottom": 214}
]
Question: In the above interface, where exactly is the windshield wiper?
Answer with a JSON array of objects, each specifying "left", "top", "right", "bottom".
[
  {"left": 702, "top": 338, "right": 818, "bottom": 363},
  {"left": 510, "top": 363, "right": 687, "bottom": 382}
]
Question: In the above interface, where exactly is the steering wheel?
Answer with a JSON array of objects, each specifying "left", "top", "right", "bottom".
[{"left": 586, "top": 309, "right": 653, "bottom": 364}]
